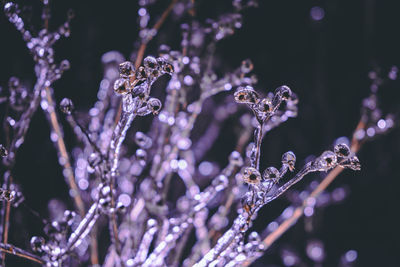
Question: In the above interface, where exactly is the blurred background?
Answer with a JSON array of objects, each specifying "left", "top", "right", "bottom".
[{"left": 0, "top": 0, "right": 399, "bottom": 266}]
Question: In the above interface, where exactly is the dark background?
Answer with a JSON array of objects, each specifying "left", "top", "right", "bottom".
[{"left": 0, "top": 0, "right": 399, "bottom": 266}]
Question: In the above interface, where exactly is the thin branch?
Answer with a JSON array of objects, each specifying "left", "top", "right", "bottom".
[
  {"left": 43, "top": 87, "right": 86, "bottom": 216},
  {"left": 0, "top": 243, "right": 45, "bottom": 265},
  {"left": 242, "top": 120, "right": 365, "bottom": 266}
]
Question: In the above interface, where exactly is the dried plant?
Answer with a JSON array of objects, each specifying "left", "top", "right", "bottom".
[{"left": 0, "top": 0, "right": 397, "bottom": 267}]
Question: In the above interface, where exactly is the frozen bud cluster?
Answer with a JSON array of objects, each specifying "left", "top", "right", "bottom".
[{"left": 310, "top": 144, "right": 360, "bottom": 172}]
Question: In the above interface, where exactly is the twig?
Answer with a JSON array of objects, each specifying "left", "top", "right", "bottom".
[
  {"left": 242, "top": 120, "right": 365, "bottom": 266},
  {"left": 0, "top": 243, "right": 45, "bottom": 265},
  {"left": 43, "top": 87, "right": 86, "bottom": 216},
  {"left": 134, "top": 0, "right": 179, "bottom": 68},
  {"left": 1, "top": 174, "right": 12, "bottom": 265}
]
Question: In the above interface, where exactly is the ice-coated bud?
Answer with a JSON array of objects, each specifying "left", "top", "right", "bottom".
[
  {"left": 63, "top": 210, "right": 76, "bottom": 226},
  {"left": 119, "top": 61, "right": 135, "bottom": 78},
  {"left": 146, "top": 97, "right": 162, "bottom": 115},
  {"left": 4, "top": 2, "right": 18, "bottom": 17},
  {"left": 234, "top": 86, "right": 259, "bottom": 105},
  {"left": 282, "top": 151, "right": 296, "bottom": 171},
  {"left": 229, "top": 151, "right": 244, "bottom": 167},
  {"left": 161, "top": 62, "right": 174, "bottom": 74},
  {"left": 114, "top": 78, "right": 129, "bottom": 95},
  {"left": 60, "top": 59, "right": 71, "bottom": 71},
  {"left": 255, "top": 98, "right": 272, "bottom": 119},
  {"left": 242, "top": 166, "right": 261, "bottom": 184},
  {"left": 30, "top": 236, "right": 45, "bottom": 252},
  {"left": 99, "top": 197, "right": 112, "bottom": 211},
  {"left": 8, "top": 76, "right": 20, "bottom": 90},
  {"left": 259, "top": 98, "right": 272, "bottom": 113},
  {"left": 0, "top": 189, "right": 15, "bottom": 202},
  {"left": 143, "top": 56, "right": 158, "bottom": 70},
  {"left": 60, "top": 98, "right": 74, "bottom": 115},
  {"left": 0, "top": 144, "right": 8, "bottom": 157},
  {"left": 274, "top": 85, "right": 292, "bottom": 101},
  {"left": 262, "top": 166, "right": 280, "bottom": 182},
  {"left": 136, "top": 66, "right": 147, "bottom": 80},
  {"left": 313, "top": 151, "right": 337, "bottom": 171},
  {"left": 334, "top": 143, "right": 351, "bottom": 157}
]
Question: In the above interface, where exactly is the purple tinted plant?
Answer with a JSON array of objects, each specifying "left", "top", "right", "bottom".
[{"left": 0, "top": 0, "right": 397, "bottom": 266}]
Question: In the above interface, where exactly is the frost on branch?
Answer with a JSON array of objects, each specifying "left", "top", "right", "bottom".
[{"left": 0, "top": 0, "right": 397, "bottom": 267}]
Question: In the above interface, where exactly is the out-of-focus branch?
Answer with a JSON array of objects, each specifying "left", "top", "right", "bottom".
[
  {"left": 134, "top": 0, "right": 179, "bottom": 68},
  {"left": 44, "top": 87, "right": 85, "bottom": 216}
]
